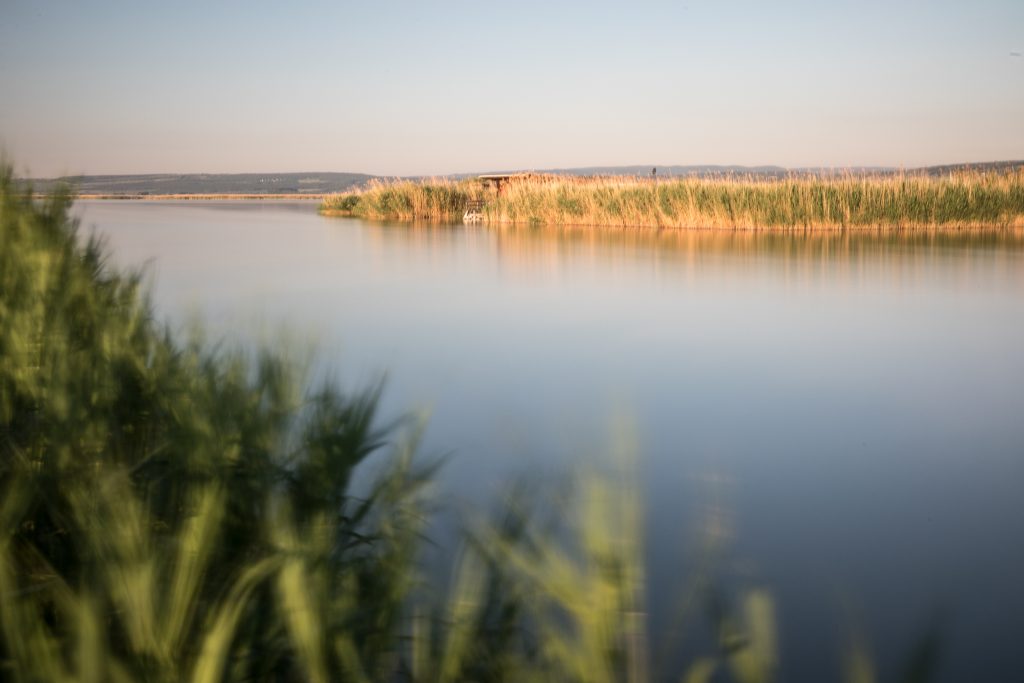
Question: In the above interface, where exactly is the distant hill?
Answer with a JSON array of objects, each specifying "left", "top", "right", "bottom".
[
  {"left": 29, "top": 172, "right": 374, "bottom": 195},
  {"left": 487, "top": 161, "right": 1024, "bottom": 178},
  {"left": 909, "top": 160, "right": 1024, "bottom": 176},
  {"left": 540, "top": 164, "right": 791, "bottom": 177}
]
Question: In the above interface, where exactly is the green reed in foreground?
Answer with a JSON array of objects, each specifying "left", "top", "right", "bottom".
[
  {"left": 321, "top": 171, "right": 1024, "bottom": 229},
  {"left": 1, "top": 164, "right": 944, "bottom": 681},
  {"left": 1, "top": 163, "right": 434, "bottom": 681}
]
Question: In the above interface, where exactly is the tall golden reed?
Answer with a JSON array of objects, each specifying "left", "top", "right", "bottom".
[{"left": 322, "top": 170, "right": 1024, "bottom": 230}]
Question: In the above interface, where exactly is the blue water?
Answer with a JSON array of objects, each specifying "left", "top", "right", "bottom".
[{"left": 78, "top": 200, "right": 1024, "bottom": 682}]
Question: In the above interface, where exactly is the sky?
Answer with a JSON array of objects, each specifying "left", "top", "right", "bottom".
[{"left": 1, "top": 0, "right": 1022, "bottom": 177}]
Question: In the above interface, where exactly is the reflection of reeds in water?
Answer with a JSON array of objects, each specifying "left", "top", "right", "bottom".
[
  {"left": 357, "top": 220, "right": 1024, "bottom": 288},
  {"left": 323, "top": 172, "right": 1024, "bottom": 230}
]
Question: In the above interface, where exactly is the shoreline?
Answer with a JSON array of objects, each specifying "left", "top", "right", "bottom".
[{"left": 73, "top": 193, "right": 326, "bottom": 200}]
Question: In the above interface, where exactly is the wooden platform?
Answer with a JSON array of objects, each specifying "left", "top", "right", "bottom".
[{"left": 463, "top": 198, "right": 485, "bottom": 223}]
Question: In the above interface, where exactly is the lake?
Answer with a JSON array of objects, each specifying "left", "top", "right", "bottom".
[{"left": 76, "top": 200, "right": 1024, "bottom": 682}]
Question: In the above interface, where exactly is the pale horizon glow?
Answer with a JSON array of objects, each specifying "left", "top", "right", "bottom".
[{"left": 1, "top": 0, "right": 1022, "bottom": 178}]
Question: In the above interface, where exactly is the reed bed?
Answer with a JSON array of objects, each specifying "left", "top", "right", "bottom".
[
  {"left": 322, "top": 178, "right": 474, "bottom": 222},
  {"left": 321, "top": 170, "right": 1024, "bottom": 230}
]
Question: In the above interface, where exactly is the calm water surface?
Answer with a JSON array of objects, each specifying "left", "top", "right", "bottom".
[{"left": 77, "top": 200, "right": 1024, "bottom": 682}]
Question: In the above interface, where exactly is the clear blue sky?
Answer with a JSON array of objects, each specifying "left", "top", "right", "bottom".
[{"left": 1, "top": 0, "right": 1021, "bottom": 176}]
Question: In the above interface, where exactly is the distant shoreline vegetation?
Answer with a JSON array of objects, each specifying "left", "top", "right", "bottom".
[
  {"left": 320, "top": 170, "right": 1024, "bottom": 230},
  {"left": 72, "top": 193, "right": 327, "bottom": 200},
  {"left": 23, "top": 172, "right": 373, "bottom": 196}
]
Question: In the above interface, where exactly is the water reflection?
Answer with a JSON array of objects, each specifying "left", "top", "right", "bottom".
[
  {"left": 361, "top": 221, "right": 1024, "bottom": 288},
  {"left": 76, "top": 202, "right": 1024, "bottom": 683}
]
